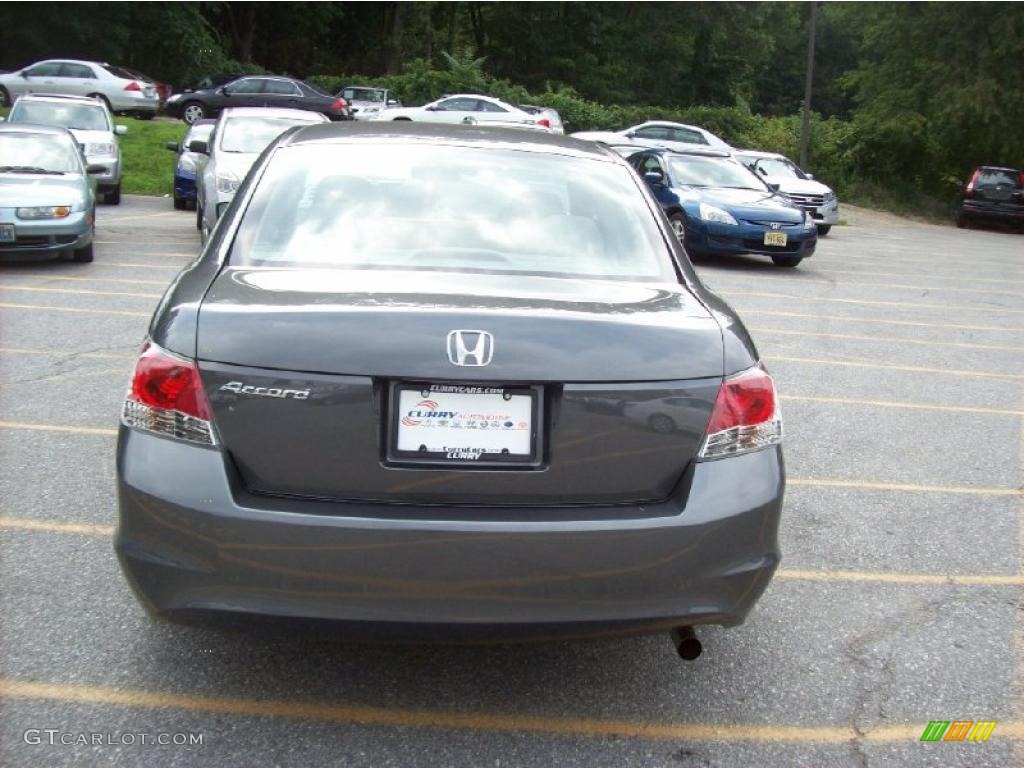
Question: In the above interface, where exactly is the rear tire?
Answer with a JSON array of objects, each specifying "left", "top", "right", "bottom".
[
  {"left": 105, "top": 184, "right": 121, "bottom": 205},
  {"left": 135, "top": 111, "right": 155, "bottom": 121},
  {"left": 196, "top": 204, "right": 203, "bottom": 230},
  {"left": 816, "top": 224, "right": 831, "bottom": 236},
  {"left": 391, "top": 117, "right": 412, "bottom": 121},
  {"left": 173, "top": 195, "right": 186, "bottom": 210},
  {"left": 71, "top": 242, "right": 94, "bottom": 263},
  {"left": 0, "top": 86, "right": 10, "bottom": 108},
  {"left": 955, "top": 210, "right": 968, "bottom": 228},
  {"left": 771, "top": 255, "right": 803, "bottom": 268}
]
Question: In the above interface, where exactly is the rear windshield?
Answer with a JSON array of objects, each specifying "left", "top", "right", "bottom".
[
  {"left": 975, "top": 169, "right": 1021, "bottom": 188},
  {"left": 342, "top": 87, "right": 385, "bottom": 102},
  {"left": 9, "top": 101, "right": 111, "bottom": 132},
  {"left": 741, "top": 155, "right": 804, "bottom": 180},
  {"left": 101, "top": 64, "right": 138, "bottom": 80},
  {"left": 219, "top": 116, "right": 322, "bottom": 153},
  {"left": 229, "top": 143, "right": 675, "bottom": 282}
]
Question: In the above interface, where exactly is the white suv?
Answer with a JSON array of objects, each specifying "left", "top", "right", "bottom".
[
  {"left": 0, "top": 60, "right": 159, "bottom": 117},
  {"left": 6, "top": 93, "right": 127, "bottom": 204}
]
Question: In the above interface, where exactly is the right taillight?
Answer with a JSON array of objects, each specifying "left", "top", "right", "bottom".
[
  {"left": 537, "top": 117, "right": 551, "bottom": 129},
  {"left": 121, "top": 341, "right": 216, "bottom": 445},
  {"left": 698, "top": 364, "right": 782, "bottom": 460}
]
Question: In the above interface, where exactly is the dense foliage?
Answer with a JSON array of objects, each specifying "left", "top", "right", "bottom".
[{"left": 1, "top": 2, "right": 1020, "bottom": 211}]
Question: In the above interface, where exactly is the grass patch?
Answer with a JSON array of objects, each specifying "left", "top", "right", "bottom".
[
  {"left": 116, "top": 117, "right": 188, "bottom": 196},
  {"left": 842, "top": 179, "right": 954, "bottom": 224}
]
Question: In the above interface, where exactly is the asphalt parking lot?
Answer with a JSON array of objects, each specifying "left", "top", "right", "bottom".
[{"left": 1, "top": 196, "right": 1021, "bottom": 767}]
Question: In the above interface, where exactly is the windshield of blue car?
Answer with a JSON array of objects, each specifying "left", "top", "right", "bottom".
[
  {"left": 9, "top": 102, "right": 111, "bottom": 132},
  {"left": 230, "top": 143, "right": 677, "bottom": 282},
  {"left": 219, "top": 116, "right": 322, "bottom": 154},
  {"left": 667, "top": 156, "right": 768, "bottom": 191},
  {"left": 745, "top": 156, "right": 804, "bottom": 180},
  {"left": 0, "top": 132, "right": 82, "bottom": 174}
]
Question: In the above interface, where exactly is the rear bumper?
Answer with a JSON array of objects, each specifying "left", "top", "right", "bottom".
[
  {"left": 173, "top": 173, "right": 198, "bottom": 201},
  {"left": 115, "top": 427, "right": 784, "bottom": 636},
  {"left": 959, "top": 201, "right": 1024, "bottom": 222},
  {"left": 109, "top": 93, "right": 160, "bottom": 113}
]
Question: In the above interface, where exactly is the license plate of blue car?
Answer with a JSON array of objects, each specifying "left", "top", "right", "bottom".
[{"left": 763, "top": 231, "right": 787, "bottom": 246}]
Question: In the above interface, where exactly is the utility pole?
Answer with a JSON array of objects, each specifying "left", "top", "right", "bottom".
[{"left": 799, "top": 2, "right": 818, "bottom": 168}]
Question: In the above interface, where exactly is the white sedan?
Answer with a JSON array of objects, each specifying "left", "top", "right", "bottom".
[
  {"left": 571, "top": 121, "right": 731, "bottom": 152},
  {"left": 375, "top": 94, "right": 549, "bottom": 130},
  {"left": 0, "top": 60, "right": 159, "bottom": 116}
]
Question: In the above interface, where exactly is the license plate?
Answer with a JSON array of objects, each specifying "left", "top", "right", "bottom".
[
  {"left": 763, "top": 231, "right": 788, "bottom": 246},
  {"left": 390, "top": 383, "right": 539, "bottom": 465},
  {"left": 0, "top": 224, "right": 14, "bottom": 242}
]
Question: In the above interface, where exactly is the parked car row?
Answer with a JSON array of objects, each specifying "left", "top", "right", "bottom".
[{"left": 0, "top": 59, "right": 160, "bottom": 118}]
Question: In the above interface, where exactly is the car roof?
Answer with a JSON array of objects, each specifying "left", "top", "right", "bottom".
[
  {"left": 976, "top": 165, "right": 1020, "bottom": 173},
  {"left": 279, "top": 121, "right": 622, "bottom": 161},
  {"left": 635, "top": 121, "right": 709, "bottom": 132},
  {"left": 13, "top": 93, "right": 107, "bottom": 106},
  {"left": 220, "top": 107, "right": 328, "bottom": 120},
  {"left": 734, "top": 149, "right": 785, "bottom": 160},
  {"left": 0, "top": 122, "right": 76, "bottom": 138},
  {"left": 638, "top": 147, "right": 733, "bottom": 159}
]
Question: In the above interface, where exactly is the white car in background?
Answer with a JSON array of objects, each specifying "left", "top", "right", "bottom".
[
  {"left": 376, "top": 94, "right": 549, "bottom": 131},
  {"left": 735, "top": 150, "right": 839, "bottom": 235},
  {"left": 6, "top": 93, "right": 126, "bottom": 204},
  {"left": 0, "top": 60, "right": 159, "bottom": 117},
  {"left": 193, "top": 107, "right": 328, "bottom": 242},
  {"left": 571, "top": 121, "right": 731, "bottom": 152}
]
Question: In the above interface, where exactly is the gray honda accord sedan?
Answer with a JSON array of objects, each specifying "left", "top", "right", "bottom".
[{"left": 115, "top": 122, "right": 783, "bottom": 656}]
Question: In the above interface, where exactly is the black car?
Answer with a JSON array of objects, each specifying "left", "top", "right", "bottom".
[
  {"left": 164, "top": 75, "right": 353, "bottom": 124},
  {"left": 955, "top": 166, "right": 1024, "bottom": 231}
]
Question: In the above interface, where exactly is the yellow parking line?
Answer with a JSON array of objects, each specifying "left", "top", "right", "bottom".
[
  {"left": 0, "top": 285, "right": 161, "bottom": 299},
  {"left": 0, "top": 517, "right": 113, "bottom": 537},
  {"left": 776, "top": 569, "right": 1024, "bottom": 586},
  {"left": 707, "top": 275, "right": 1024, "bottom": 298},
  {"left": 0, "top": 347, "right": 133, "bottom": 360},
  {"left": 1, "top": 678, "right": 1019, "bottom": 743},
  {"left": 723, "top": 290, "right": 1024, "bottom": 316},
  {"left": 14, "top": 275, "right": 169, "bottom": 286},
  {"left": 0, "top": 421, "right": 117, "bottom": 437},
  {"left": 0, "top": 302, "right": 149, "bottom": 317},
  {"left": 752, "top": 327, "right": 1024, "bottom": 353},
  {"left": 821, "top": 267, "right": 1024, "bottom": 288},
  {"left": 768, "top": 355, "right": 1024, "bottom": 381},
  {"left": 85, "top": 262, "right": 181, "bottom": 269},
  {"left": 780, "top": 394, "right": 1024, "bottom": 417},
  {"left": 97, "top": 211, "right": 180, "bottom": 224},
  {"left": 789, "top": 477, "right": 1022, "bottom": 496},
  {"left": 739, "top": 309, "right": 1022, "bottom": 334}
]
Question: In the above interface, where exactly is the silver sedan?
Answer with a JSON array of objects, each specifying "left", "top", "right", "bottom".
[{"left": 0, "top": 124, "right": 100, "bottom": 262}]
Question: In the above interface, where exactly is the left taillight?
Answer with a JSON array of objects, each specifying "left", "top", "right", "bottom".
[
  {"left": 123, "top": 81, "right": 142, "bottom": 92},
  {"left": 698, "top": 364, "right": 782, "bottom": 460},
  {"left": 121, "top": 341, "right": 216, "bottom": 445},
  {"left": 331, "top": 97, "right": 347, "bottom": 110},
  {"left": 536, "top": 117, "right": 551, "bottom": 129}
]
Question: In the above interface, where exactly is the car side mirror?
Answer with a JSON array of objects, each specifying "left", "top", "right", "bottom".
[
  {"left": 188, "top": 139, "right": 209, "bottom": 154},
  {"left": 804, "top": 172, "right": 815, "bottom": 180},
  {"left": 86, "top": 164, "right": 106, "bottom": 175},
  {"left": 218, "top": 87, "right": 228, "bottom": 96},
  {"left": 115, "top": 125, "right": 127, "bottom": 136},
  {"left": 19, "top": 71, "right": 28, "bottom": 79},
  {"left": 643, "top": 171, "right": 666, "bottom": 187},
  {"left": 624, "top": 131, "right": 636, "bottom": 139},
  {"left": 387, "top": 99, "right": 399, "bottom": 106},
  {"left": 768, "top": 182, "right": 781, "bottom": 192},
  {"left": 164, "top": 141, "right": 179, "bottom": 152},
  {"left": 424, "top": 105, "right": 439, "bottom": 111}
]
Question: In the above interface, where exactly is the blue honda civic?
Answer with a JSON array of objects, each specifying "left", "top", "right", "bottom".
[
  {"left": 627, "top": 148, "right": 817, "bottom": 267},
  {"left": 164, "top": 119, "right": 214, "bottom": 210}
]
